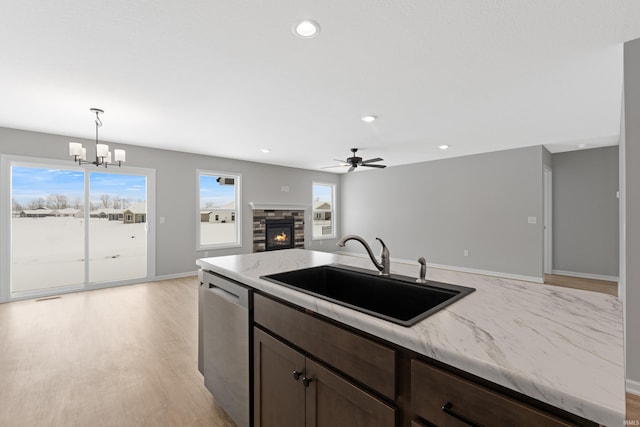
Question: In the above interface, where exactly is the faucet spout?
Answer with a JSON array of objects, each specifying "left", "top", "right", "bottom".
[{"left": 337, "top": 234, "right": 390, "bottom": 276}]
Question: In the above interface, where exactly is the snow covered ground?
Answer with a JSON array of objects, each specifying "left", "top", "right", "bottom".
[
  {"left": 11, "top": 217, "right": 147, "bottom": 293},
  {"left": 200, "top": 222, "right": 236, "bottom": 245}
]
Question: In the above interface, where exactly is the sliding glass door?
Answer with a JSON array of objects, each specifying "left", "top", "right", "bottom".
[
  {"left": 10, "top": 166, "right": 85, "bottom": 293},
  {"left": 2, "top": 156, "right": 154, "bottom": 299},
  {"left": 88, "top": 171, "right": 148, "bottom": 283}
]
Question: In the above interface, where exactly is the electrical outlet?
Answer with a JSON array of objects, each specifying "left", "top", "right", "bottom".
[
  {"left": 159, "top": 216, "right": 165, "bottom": 224},
  {"left": 204, "top": 251, "right": 209, "bottom": 257},
  {"left": 281, "top": 185, "right": 290, "bottom": 192},
  {"left": 464, "top": 249, "right": 469, "bottom": 257},
  {"left": 528, "top": 216, "right": 537, "bottom": 224}
]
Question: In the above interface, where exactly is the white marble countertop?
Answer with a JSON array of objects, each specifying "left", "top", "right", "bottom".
[{"left": 196, "top": 249, "right": 624, "bottom": 426}]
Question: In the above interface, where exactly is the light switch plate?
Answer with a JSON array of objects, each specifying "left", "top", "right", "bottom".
[{"left": 528, "top": 216, "right": 537, "bottom": 224}]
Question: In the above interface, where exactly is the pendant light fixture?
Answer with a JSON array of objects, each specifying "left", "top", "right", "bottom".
[{"left": 69, "top": 108, "right": 125, "bottom": 167}]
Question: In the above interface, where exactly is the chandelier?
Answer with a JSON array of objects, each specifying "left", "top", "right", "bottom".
[{"left": 69, "top": 108, "right": 125, "bottom": 167}]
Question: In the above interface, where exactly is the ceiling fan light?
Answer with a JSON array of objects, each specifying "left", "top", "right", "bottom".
[
  {"left": 439, "top": 145, "right": 449, "bottom": 150},
  {"left": 361, "top": 115, "right": 377, "bottom": 123}
]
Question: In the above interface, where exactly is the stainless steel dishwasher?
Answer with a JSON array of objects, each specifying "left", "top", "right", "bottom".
[{"left": 198, "top": 269, "right": 252, "bottom": 427}]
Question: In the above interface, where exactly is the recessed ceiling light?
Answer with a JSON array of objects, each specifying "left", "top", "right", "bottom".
[
  {"left": 260, "top": 148, "right": 271, "bottom": 153},
  {"left": 439, "top": 145, "right": 449, "bottom": 150},
  {"left": 361, "top": 115, "right": 377, "bottom": 123},
  {"left": 577, "top": 144, "right": 586, "bottom": 148},
  {"left": 293, "top": 20, "right": 320, "bottom": 38}
]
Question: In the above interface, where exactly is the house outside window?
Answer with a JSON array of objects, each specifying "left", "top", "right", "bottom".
[
  {"left": 197, "top": 170, "right": 241, "bottom": 250},
  {"left": 312, "top": 182, "right": 336, "bottom": 239}
]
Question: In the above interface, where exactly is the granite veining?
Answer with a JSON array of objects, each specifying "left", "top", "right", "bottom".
[{"left": 196, "top": 249, "right": 624, "bottom": 426}]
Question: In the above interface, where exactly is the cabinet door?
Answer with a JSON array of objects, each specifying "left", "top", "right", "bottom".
[
  {"left": 305, "top": 359, "right": 396, "bottom": 427},
  {"left": 254, "top": 327, "right": 306, "bottom": 427}
]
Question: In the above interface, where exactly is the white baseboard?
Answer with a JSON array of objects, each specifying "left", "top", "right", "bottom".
[
  {"left": 551, "top": 270, "right": 619, "bottom": 283},
  {"left": 628, "top": 378, "right": 640, "bottom": 396},
  {"left": 428, "top": 262, "right": 544, "bottom": 284},
  {"left": 154, "top": 271, "right": 198, "bottom": 281},
  {"left": 335, "top": 251, "right": 544, "bottom": 284}
]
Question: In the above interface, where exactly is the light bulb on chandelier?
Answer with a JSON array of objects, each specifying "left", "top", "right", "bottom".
[{"left": 69, "top": 108, "right": 126, "bottom": 167}]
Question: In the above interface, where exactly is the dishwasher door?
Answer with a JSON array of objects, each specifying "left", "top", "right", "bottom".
[{"left": 201, "top": 271, "right": 251, "bottom": 427}]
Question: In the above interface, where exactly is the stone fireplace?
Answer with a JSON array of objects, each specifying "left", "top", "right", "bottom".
[{"left": 251, "top": 203, "right": 307, "bottom": 252}]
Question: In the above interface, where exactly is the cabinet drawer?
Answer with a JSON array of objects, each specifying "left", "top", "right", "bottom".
[
  {"left": 254, "top": 293, "right": 396, "bottom": 400},
  {"left": 411, "top": 359, "right": 576, "bottom": 427}
]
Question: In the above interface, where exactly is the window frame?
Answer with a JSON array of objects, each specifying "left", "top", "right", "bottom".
[
  {"left": 312, "top": 181, "right": 336, "bottom": 240},
  {"left": 196, "top": 169, "right": 242, "bottom": 250}
]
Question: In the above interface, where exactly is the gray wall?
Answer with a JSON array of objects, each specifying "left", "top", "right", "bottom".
[
  {"left": 624, "top": 38, "right": 640, "bottom": 386},
  {"left": 0, "top": 127, "right": 340, "bottom": 279},
  {"left": 552, "top": 146, "right": 619, "bottom": 277},
  {"left": 340, "top": 145, "right": 544, "bottom": 279}
]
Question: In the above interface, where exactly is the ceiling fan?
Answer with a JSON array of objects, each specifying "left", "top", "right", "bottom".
[{"left": 324, "top": 148, "right": 387, "bottom": 172}]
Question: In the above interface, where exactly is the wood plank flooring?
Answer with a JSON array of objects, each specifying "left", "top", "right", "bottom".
[
  {"left": 629, "top": 392, "right": 640, "bottom": 425},
  {"left": 0, "top": 276, "right": 637, "bottom": 426},
  {"left": 544, "top": 273, "right": 618, "bottom": 297},
  {"left": 0, "top": 277, "right": 235, "bottom": 427}
]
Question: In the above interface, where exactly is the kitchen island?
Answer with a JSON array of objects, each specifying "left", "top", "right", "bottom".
[{"left": 197, "top": 249, "right": 624, "bottom": 426}]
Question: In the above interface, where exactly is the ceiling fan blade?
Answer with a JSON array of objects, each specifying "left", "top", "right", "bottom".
[
  {"left": 320, "top": 164, "right": 348, "bottom": 169},
  {"left": 348, "top": 166, "right": 356, "bottom": 172},
  {"left": 360, "top": 164, "right": 386, "bottom": 168},
  {"left": 361, "top": 157, "right": 383, "bottom": 164},
  {"left": 333, "top": 159, "right": 348, "bottom": 163}
]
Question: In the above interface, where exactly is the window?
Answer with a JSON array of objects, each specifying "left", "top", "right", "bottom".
[
  {"left": 312, "top": 182, "right": 336, "bottom": 239},
  {"left": 198, "top": 170, "right": 241, "bottom": 249}
]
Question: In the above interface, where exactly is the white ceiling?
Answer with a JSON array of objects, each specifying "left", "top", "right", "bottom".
[{"left": 1, "top": 1, "right": 639, "bottom": 172}]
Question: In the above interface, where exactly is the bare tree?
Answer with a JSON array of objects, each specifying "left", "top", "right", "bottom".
[
  {"left": 100, "top": 194, "right": 111, "bottom": 208},
  {"left": 113, "top": 195, "right": 123, "bottom": 209},
  {"left": 71, "top": 197, "right": 83, "bottom": 210},
  {"left": 12, "top": 198, "right": 23, "bottom": 212},
  {"left": 29, "top": 197, "right": 46, "bottom": 209},
  {"left": 121, "top": 197, "right": 131, "bottom": 209},
  {"left": 47, "top": 193, "right": 69, "bottom": 210}
]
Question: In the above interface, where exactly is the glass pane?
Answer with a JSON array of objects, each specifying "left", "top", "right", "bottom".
[
  {"left": 11, "top": 166, "right": 85, "bottom": 292},
  {"left": 313, "top": 184, "right": 334, "bottom": 237},
  {"left": 200, "top": 174, "right": 237, "bottom": 246},
  {"left": 89, "top": 172, "right": 147, "bottom": 283}
]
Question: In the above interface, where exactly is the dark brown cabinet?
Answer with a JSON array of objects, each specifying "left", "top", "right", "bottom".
[
  {"left": 254, "top": 327, "right": 395, "bottom": 427},
  {"left": 253, "top": 296, "right": 396, "bottom": 427},
  {"left": 411, "top": 359, "right": 581, "bottom": 427},
  {"left": 254, "top": 327, "right": 305, "bottom": 427}
]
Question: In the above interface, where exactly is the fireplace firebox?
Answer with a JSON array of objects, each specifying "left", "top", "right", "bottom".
[{"left": 265, "top": 219, "right": 295, "bottom": 251}]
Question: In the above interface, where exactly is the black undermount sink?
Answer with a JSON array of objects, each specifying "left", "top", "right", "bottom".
[{"left": 261, "top": 264, "right": 475, "bottom": 327}]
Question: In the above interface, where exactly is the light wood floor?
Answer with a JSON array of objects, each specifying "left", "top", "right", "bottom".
[
  {"left": 629, "top": 392, "right": 640, "bottom": 425},
  {"left": 0, "top": 277, "right": 235, "bottom": 427},
  {"left": 1, "top": 277, "right": 637, "bottom": 426},
  {"left": 544, "top": 273, "right": 618, "bottom": 297}
]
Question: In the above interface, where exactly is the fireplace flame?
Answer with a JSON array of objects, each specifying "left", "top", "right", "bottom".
[{"left": 274, "top": 232, "right": 287, "bottom": 242}]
